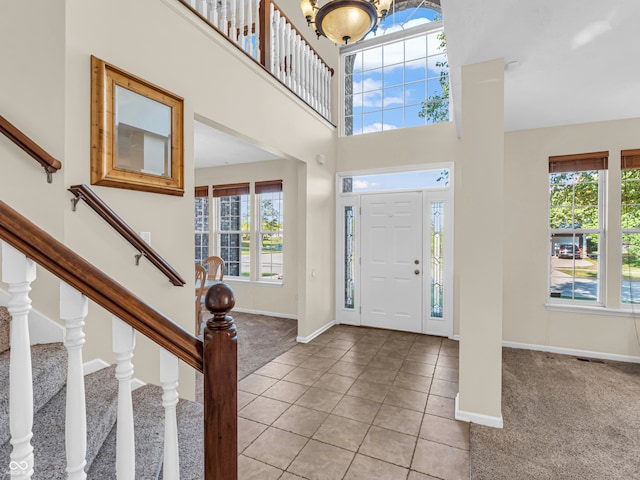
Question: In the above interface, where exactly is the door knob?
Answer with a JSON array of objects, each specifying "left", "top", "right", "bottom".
[{"left": 414, "top": 269, "right": 420, "bottom": 275}]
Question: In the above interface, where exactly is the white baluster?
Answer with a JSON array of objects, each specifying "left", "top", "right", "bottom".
[
  {"left": 220, "top": 0, "right": 228, "bottom": 36},
  {"left": 160, "top": 349, "right": 180, "bottom": 480},
  {"left": 60, "top": 283, "right": 88, "bottom": 480},
  {"left": 2, "top": 243, "right": 35, "bottom": 480},
  {"left": 112, "top": 317, "right": 136, "bottom": 480},
  {"left": 284, "top": 23, "right": 292, "bottom": 88},
  {"left": 246, "top": 0, "right": 254, "bottom": 58},
  {"left": 207, "top": 0, "right": 218, "bottom": 27},
  {"left": 278, "top": 16, "right": 286, "bottom": 81},
  {"left": 196, "top": 0, "right": 206, "bottom": 15},
  {"left": 269, "top": 3, "right": 276, "bottom": 71},
  {"left": 311, "top": 54, "right": 318, "bottom": 110},
  {"left": 322, "top": 65, "right": 328, "bottom": 118},
  {"left": 187, "top": 0, "right": 197, "bottom": 8},
  {"left": 304, "top": 49, "right": 310, "bottom": 103},
  {"left": 252, "top": 0, "right": 260, "bottom": 60},
  {"left": 271, "top": 9, "right": 280, "bottom": 76},
  {"left": 295, "top": 35, "right": 302, "bottom": 96},
  {"left": 326, "top": 67, "right": 332, "bottom": 119},
  {"left": 315, "top": 56, "right": 321, "bottom": 111},
  {"left": 238, "top": 0, "right": 246, "bottom": 51},
  {"left": 229, "top": 0, "right": 237, "bottom": 42}
]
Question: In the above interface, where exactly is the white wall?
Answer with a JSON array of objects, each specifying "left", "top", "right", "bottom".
[
  {"left": 1, "top": 0, "right": 337, "bottom": 399},
  {"left": 503, "top": 118, "right": 640, "bottom": 359}
]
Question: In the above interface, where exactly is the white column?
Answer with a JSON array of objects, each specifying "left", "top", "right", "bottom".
[
  {"left": 160, "top": 349, "right": 180, "bottom": 480},
  {"left": 271, "top": 10, "right": 280, "bottom": 77},
  {"left": 229, "top": 0, "right": 237, "bottom": 42},
  {"left": 112, "top": 317, "right": 136, "bottom": 479},
  {"left": 220, "top": 0, "right": 228, "bottom": 35},
  {"left": 60, "top": 283, "right": 88, "bottom": 480},
  {"left": 457, "top": 58, "right": 505, "bottom": 428},
  {"left": 2, "top": 242, "right": 35, "bottom": 480}
]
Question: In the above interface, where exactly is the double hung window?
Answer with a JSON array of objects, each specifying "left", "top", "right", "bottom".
[
  {"left": 194, "top": 186, "right": 209, "bottom": 265},
  {"left": 203, "top": 180, "right": 283, "bottom": 283},
  {"left": 621, "top": 149, "right": 640, "bottom": 305},
  {"left": 548, "top": 152, "right": 607, "bottom": 303}
]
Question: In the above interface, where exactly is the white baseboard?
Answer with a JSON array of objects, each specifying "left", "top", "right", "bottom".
[
  {"left": 83, "top": 358, "right": 110, "bottom": 375},
  {"left": 231, "top": 307, "right": 298, "bottom": 320},
  {"left": 296, "top": 320, "right": 336, "bottom": 343},
  {"left": 502, "top": 340, "right": 640, "bottom": 364},
  {"left": 0, "top": 287, "right": 64, "bottom": 345},
  {"left": 455, "top": 393, "right": 504, "bottom": 428}
]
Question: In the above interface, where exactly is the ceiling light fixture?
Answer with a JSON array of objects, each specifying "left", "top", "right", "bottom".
[{"left": 300, "top": 0, "right": 392, "bottom": 45}]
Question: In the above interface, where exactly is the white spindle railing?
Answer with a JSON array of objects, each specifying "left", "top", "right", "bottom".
[
  {"left": 182, "top": 0, "right": 332, "bottom": 120},
  {"left": 60, "top": 283, "right": 88, "bottom": 480},
  {"left": 2, "top": 243, "right": 35, "bottom": 480},
  {"left": 112, "top": 317, "right": 136, "bottom": 480},
  {"left": 160, "top": 349, "right": 181, "bottom": 480},
  {"left": 1, "top": 241, "right": 189, "bottom": 478}
]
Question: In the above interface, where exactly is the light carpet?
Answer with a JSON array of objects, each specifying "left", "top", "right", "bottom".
[{"left": 470, "top": 347, "right": 640, "bottom": 480}]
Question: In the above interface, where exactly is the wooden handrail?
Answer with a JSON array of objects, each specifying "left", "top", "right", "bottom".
[
  {"left": 68, "top": 184, "right": 187, "bottom": 287},
  {"left": 0, "top": 114, "right": 62, "bottom": 183},
  {"left": 0, "top": 200, "right": 202, "bottom": 371}
]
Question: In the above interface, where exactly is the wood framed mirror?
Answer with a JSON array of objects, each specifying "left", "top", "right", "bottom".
[{"left": 91, "top": 56, "right": 184, "bottom": 196}]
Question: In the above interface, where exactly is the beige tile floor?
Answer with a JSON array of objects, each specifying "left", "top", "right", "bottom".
[{"left": 237, "top": 325, "right": 469, "bottom": 480}]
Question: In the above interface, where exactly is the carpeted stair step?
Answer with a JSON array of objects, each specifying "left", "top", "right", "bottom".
[
  {"left": 88, "top": 385, "right": 204, "bottom": 479},
  {"left": 0, "top": 365, "right": 118, "bottom": 479},
  {"left": 0, "top": 307, "right": 10, "bottom": 354},
  {"left": 0, "top": 342, "right": 67, "bottom": 446}
]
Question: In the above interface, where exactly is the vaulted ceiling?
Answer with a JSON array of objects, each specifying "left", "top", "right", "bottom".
[{"left": 441, "top": 0, "right": 640, "bottom": 132}]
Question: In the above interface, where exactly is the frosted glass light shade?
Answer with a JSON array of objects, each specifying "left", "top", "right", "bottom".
[
  {"left": 315, "top": 0, "right": 377, "bottom": 44},
  {"left": 300, "top": 0, "right": 315, "bottom": 20}
]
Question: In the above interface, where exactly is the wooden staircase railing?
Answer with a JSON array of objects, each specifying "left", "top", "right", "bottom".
[
  {"left": 68, "top": 184, "right": 187, "bottom": 287},
  {"left": 0, "top": 115, "right": 62, "bottom": 183},
  {"left": 0, "top": 200, "right": 238, "bottom": 479}
]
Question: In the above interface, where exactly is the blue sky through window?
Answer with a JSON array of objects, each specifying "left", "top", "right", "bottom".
[{"left": 343, "top": 7, "right": 448, "bottom": 136}]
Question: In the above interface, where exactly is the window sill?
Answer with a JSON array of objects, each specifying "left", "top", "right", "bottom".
[
  {"left": 224, "top": 278, "right": 283, "bottom": 287},
  {"left": 545, "top": 303, "right": 640, "bottom": 318}
]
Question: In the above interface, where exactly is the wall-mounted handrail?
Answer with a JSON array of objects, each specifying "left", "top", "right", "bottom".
[
  {"left": 0, "top": 114, "right": 62, "bottom": 183},
  {"left": 0, "top": 200, "right": 200, "bottom": 369},
  {"left": 68, "top": 184, "right": 186, "bottom": 287}
]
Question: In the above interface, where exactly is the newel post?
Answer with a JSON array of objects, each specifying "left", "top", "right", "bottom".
[
  {"left": 203, "top": 283, "right": 237, "bottom": 480},
  {"left": 259, "top": 0, "right": 271, "bottom": 69}
]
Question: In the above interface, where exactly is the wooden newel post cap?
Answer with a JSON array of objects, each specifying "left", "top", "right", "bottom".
[{"left": 204, "top": 282, "right": 235, "bottom": 320}]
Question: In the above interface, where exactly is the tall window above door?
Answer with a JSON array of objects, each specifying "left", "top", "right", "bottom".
[{"left": 342, "top": 19, "right": 449, "bottom": 136}]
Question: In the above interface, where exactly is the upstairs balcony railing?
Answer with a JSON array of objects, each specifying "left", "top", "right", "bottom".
[{"left": 180, "top": 0, "right": 333, "bottom": 121}]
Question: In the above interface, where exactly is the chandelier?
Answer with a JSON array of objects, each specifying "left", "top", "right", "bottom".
[{"left": 300, "top": 0, "right": 392, "bottom": 45}]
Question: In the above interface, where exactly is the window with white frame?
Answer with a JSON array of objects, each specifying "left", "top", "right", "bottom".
[
  {"left": 209, "top": 180, "right": 284, "bottom": 283},
  {"left": 256, "top": 180, "right": 284, "bottom": 281},
  {"left": 213, "top": 183, "right": 251, "bottom": 278},
  {"left": 194, "top": 186, "right": 209, "bottom": 265},
  {"left": 342, "top": 19, "right": 449, "bottom": 136},
  {"left": 548, "top": 152, "right": 607, "bottom": 303},
  {"left": 621, "top": 149, "right": 640, "bottom": 305}
]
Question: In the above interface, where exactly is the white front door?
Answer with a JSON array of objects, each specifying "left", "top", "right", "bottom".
[{"left": 361, "top": 191, "right": 423, "bottom": 332}]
